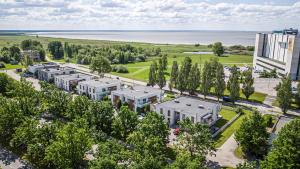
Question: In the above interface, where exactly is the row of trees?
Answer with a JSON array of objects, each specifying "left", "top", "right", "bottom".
[
  {"left": 235, "top": 110, "right": 300, "bottom": 169},
  {"left": 149, "top": 56, "right": 255, "bottom": 103},
  {"left": 0, "top": 73, "right": 216, "bottom": 169}
]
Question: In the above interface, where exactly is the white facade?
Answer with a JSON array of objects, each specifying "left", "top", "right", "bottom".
[
  {"left": 38, "top": 67, "right": 75, "bottom": 82},
  {"left": 154, "top": 97, "right": 221, "bottom": 127},
  {"left": 77, "top": 78, "right": 121, "bottom": 100},
  {"left": 28, "top": 63, "right": 59, "bottom": 74},
  {"left": 253, "top": 29, "right": 300, "bottom": 80},
  {"left": 111, "top": 85, "right": 163, "bottom": 112},
  {"left": 54, "top": 73, "right": 94, "bottom": 91}
]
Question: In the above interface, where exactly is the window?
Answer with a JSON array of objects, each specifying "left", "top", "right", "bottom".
[
  {"left": 167, "top": 118, "right": 170, "bottom": 124},
  {"left": 83, "top": 86, "right": 85, "bottom": 90},
  {"left": 89, "top": 88, "right": 91, "bottom": 92},
  {"left": 80, "top": 85, "right": 81, "bottom": 89},
  {"left": 93, "top": 89, "right": 95, "bottom": 93},
  {"left": 160, "top": 108, "right": 163, "bottom": 114},
  {"left": 102, "top": 88, "right": 106, "bottom": 92},
  {"left": 143, "top": 98, "right": 147, "bottom": 103},
  {"left": 191, "top": 116, "right": 195, "bottom": 123},
  {"left": 167, "top": 110, "right": 170, "bottom": 116},
  {"left": 182, "top": 114, "right": 185, "bottom": 119}
]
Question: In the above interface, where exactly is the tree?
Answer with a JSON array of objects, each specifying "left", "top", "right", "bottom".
[
  {"left": 67, "top": 95, "right": 91, "bottom": 119},
  {"left": 201, "top": 61, "right": 212, "bottom": 98},
  {"left": 89, "top": 158, "right": 118, "bottom": 169},
  {"left": 214, "top": 63, "right": 226, "bottom": 101},
  {"left": 181, "top": 57, "right": 192, "bottom": 90},
  {"left": 187, "top": 63, "right": 201, "bottom": 95},
  {"left": 242, "top": 69, "right": 254, "bottom": 100},
  {"left": 45, "top": 121, "right": 92, "bottom": 169},
  {"left": 112, "top": 106, "right": 138, "bottom": 141},
  {"left": 170, "top": 61, "right": 179, "bottom": 87},
  {"left": 148, "top": 62, "right": 157, "bottom": 87},
  {"left": 261, "top": 118, "right": 300, "bottom": 169},
  {"left": 176, "top": 67, "right": 186, "bottom": 94},
  {"left": 235, "top": 111, "right": 269, "bottom": 157},
  {"left": 48, "top": 41, "right": 64, "bottom": 59},
  {"left": 21, "top": 39, "right": 42, "bottom": 50},
  {"left": 157, "top": 61, "right": 166, "bottom": 89},
  {"left": 212, "top": 42, "right": 224, "bottom": 56},
  {"left": 276, "top": 75, "right": 292, "bottom": 113},
  {"left": 9, "top": 45, "right": 21, "bottom": 62},
  {"left": 169, "top": 151, "right": 206, "bottom": 169},
  {"left": 0, "top": 73, "right": 10, "bottom": 94},
  {"left": 176, "top": 119, "right": 215, "bottom": 160},
  {"left": 127, "top": 112, "right": 169, "bottom": 160},
  {"left": 21, "top": 54, "right": 33, "bottom": 67},
  {"left": 90, "top": 56, "right": 112, "bottom": 78},
  {"left": 86, "top": 101, "right": 114, "bottom": 134},
  {"left": 162, "top": 54, "right": 168, "bottom": 71},
  {"left": 227, "top": 65, "right": 240, "bottom": 104},
  {"left": 236, "top": 161, "right": 256, "bottom": 169},
  {"left": 295, "top": 81, "right": 300, "bottom": 108}
]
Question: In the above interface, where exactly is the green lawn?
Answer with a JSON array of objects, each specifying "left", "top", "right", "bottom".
[
  {"left": 224, "top": 89, "right": 267, "bottom": 103},
  {"left": 234, "top": 146, "right": 244, "bottom": 159},
  {"left": 215, "top": 107, "right": 238, "bottom": 128},
  {"left": 215, "top": 109, "right": 252, "bottom": 148},
  {"left": 0, "top": 63, "right": 24, "bottom": 70}
]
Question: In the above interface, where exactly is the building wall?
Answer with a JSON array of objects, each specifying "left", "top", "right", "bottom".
[{"left": 253, "top": 33, "right": 300, "bottom": 80}]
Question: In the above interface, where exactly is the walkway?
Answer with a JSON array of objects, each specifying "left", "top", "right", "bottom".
[
  {"left": 0, "top": 146, "right": 32, "bottom": 169},
  {"left": 207, "top": 134, "right": 244, "bottom": 168}
]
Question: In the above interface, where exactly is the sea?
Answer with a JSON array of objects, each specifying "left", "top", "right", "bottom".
[{"left": 24, "top": 30, "right": 263, "bottom": 46}]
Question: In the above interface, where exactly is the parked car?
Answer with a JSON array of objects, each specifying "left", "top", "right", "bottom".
[
  {"left": 222, "top": 96, "right": 231, "bottom": 102},
  {"left": 173, "top": 128, "right": 180, "bottom": 135}
]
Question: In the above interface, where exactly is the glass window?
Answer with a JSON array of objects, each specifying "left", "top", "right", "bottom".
[
  {"left": 102, "top": 88, "right": 106, "bottom": 92},
  {"left": 167, "top": 110, "right": 170, "bottom": 116},
  {"left": 182, "top": 114, "right": 185, "bottom": 119},
  {"left": 93, "top": 89, "right": 95, "bottom": 93},
  {"left": 191, "top": 116, "right": 195, "bottom": 123},
  {"left": 160, "top": 108, "right": 163, "bottom": 114}
]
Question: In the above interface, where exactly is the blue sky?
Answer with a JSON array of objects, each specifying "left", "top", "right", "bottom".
[{"left": 0, "top": 0, "right": 299, "bottom": 31}]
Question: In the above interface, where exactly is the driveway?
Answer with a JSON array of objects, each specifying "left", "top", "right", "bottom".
[{"left": 207, "top": 134, "right": 244, "bottom": 168}]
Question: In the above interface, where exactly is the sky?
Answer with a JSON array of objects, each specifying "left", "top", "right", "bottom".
[{"left": 0, "top": 0, "right": 300, "bottom": 31}]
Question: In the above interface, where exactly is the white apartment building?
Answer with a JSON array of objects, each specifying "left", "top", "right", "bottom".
[
  {"left": 253, "top": 29, "right": 300, "bottom": 80},
  {"left": 154, "top": 97, "right": 221, "bottom": 127},
  {"left": 54, "top": 73, "right": 94, "bottom": 91},
  {"left": 28, "top": 62, "right": 59, "bottom": 74},
  {"left": 77, "top": 78, "right": 121, "bottom": 101},
  {"left": 38, "top": 67, "right": 75, "bottom": 82},
  {"left": 111, "top": 85, "right": 163, "bottom": 112}
]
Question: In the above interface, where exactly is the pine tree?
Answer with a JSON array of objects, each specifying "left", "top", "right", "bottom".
[
  {"left": 148, "top": 62, "right": 157, "bottom": 87},
  {"left": 201, "top": 61, "right": 212, "bottom": 98},
  {"left": 162, "top": 54, "right": 168, "bottom": 71},
  {"left": 242, "top": 69, "right": 254, "bottom": 100},
  {"left": 176, "top": 67, "right": 186, "bottom": 94},
  {"left": 170, "top": 61, "right": 179, "bottom": 87},
  {"left": 157, "top": 61, "right": 166, "bottom": 89},
  {"left": 227, "top": 65, "right": 240, "bottom": 104},
  {"left": 214, "top": 63, "right": 226, "bottom": 101},
  {"left": 187, "top": 63, "right": 201, "bottom": 95},
  {"left": 276, "top": 75, "right": 292, "bottom": 113}
]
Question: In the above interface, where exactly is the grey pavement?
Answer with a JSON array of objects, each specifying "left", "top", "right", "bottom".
[{"left": 0, "top": 146, "right": 32, "bottom": 169}]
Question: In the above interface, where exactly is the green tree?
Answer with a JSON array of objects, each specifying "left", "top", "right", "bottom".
[
  {"left": 227, "top": 65, "right": 240, "bottom": 104},
  {"left": 187, "top": 63, "right": 201, "bottom": 95},
  {"left": 212, "top": 42, "right": 224, "bottom": 56},
  {"left": 157, "top": 61, "right": 166, "bottom": 89},
  {"left": 45, "top": 121, "right": 92, "bottom": 169},
  {"left": 89, "top": 158, "right": 118, "bottom": 169},
  {"left": 48, "top": 41, "right": 64, "bottom": 59},
  {"left": 176, "top": 67, "right": 186, "bottom": 94},
  {"left": 112, "top": 106, "right": 138, "bottom": 141},
  {"left": 170, "top": 61, "right": 179, "bottom": 87},
  {"left": 242, "top": 69, "right": 254, "bottom": 100},
  {"left": 181, "top": 57, "right": 192, "bottom": 90},
  {"left": 236, "top": 161, "right": 256, "bottom": 169},
  {"left": 276, "top": 75, "right": 292, "bottom": 113},
  {"left": 295, "top": 81, "right": 300, "bottom": 107},
  {"left": 90, "top": 56, "right": 112, "bottom": 77},
  {"left": 162, "top": 54, "right": 168, "bottom": 71},
  {"left": 201, "top": 61, "right": 212, "bottom": 98},
  {"left": 261, "top": 118, "right": 300, "bottom": 169},
  {"left": 214, "top": 63, "right": 226, "bottom": 101},
  {"left": 127, "top": 112, "right": 169, "bottom": 160},
  {"left": 177, "top": 119, "right": 215, "bottom": 160},
  {"left": 67, "top": 95, "right": 91, "bottom": 119},
  {"left": 0, "top": 73, "right": 11, "bottom": 94},
  {"left": 235, "top": 111, "right": 269, "bottom": 157},
  {"left": 21, "top": 54, "right": 33, "bottom": 67},
  {"left": 148, "top": 62, "right": 157, "bottom": 87},
  {"left": 169, "top": 151, "right": 206, "bottom": 169}
]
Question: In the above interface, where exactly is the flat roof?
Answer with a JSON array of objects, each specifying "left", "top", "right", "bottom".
[
  {"left": 40, "top": 67, "right": 74, "bottom": 73},
  {"left": 156, "top": 96, "right": 220, "bottom": 116},
  {"left": 56, "top": 73, "right": 92, "bottom": 80},
  {"left": 79, "top": 78, "right": 120, "bottom": 87},
  {"left": 113, "top": 85, "right": 161, "bottom": 98}
]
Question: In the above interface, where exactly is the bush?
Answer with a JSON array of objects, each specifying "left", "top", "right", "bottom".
[
  {"left": 112, "top": 65, "right": 128, "bottom": 73},
  {"left": 0, "top": 62, "right": 5, "bottom": 68}
]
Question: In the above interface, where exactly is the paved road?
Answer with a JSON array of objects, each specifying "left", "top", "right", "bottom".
[{"left": 207, "top": 134, "right": 244, "bottom": 168}]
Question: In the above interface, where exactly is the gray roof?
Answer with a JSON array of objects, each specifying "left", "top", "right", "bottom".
[
  {"left": 56, "top": 73, "right": 92, "bottom": 80},
  {"left": 113, "top": 85, "right": 161, "bottom": 98},
  {"left": 79, "top": 78, "right": 120, "bottom": 87},
  {"left": 41, "top": 67, "right": 74, "bottom": 73},
  {"left": 157, "top": 96, "right": 220, "bottom": 116}
]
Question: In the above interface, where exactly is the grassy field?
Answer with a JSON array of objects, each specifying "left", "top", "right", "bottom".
[
  {"left": 0, "top": 35, "right": 253, "bottom": 81},
  {"left": 215, "top": 108, "right": 253, "bottom": 148},
  {"left": 0, "top": 63, "right": 24, "bottom": 70},
  {"left": 223, "top": 89, "right": 267, "bottom": 103},
  {"left": 215, "top": 107, "right": 238, "bottom": 128}
]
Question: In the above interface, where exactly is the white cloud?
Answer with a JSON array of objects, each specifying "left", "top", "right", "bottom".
[{"left": 0, "top": 0, "right": 299, "bottom": 30}]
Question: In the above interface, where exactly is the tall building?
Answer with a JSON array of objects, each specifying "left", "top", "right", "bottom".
[{"left": 253, "top": 29, "right": 300, "bottom": 80}]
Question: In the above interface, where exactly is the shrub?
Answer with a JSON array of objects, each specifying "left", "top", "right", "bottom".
[
  {"left": 112, "top": 65, "right": 128, "bottom": 73},
  {"left": 0, "top": 62, "right": 5, "bottom": 68}
]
